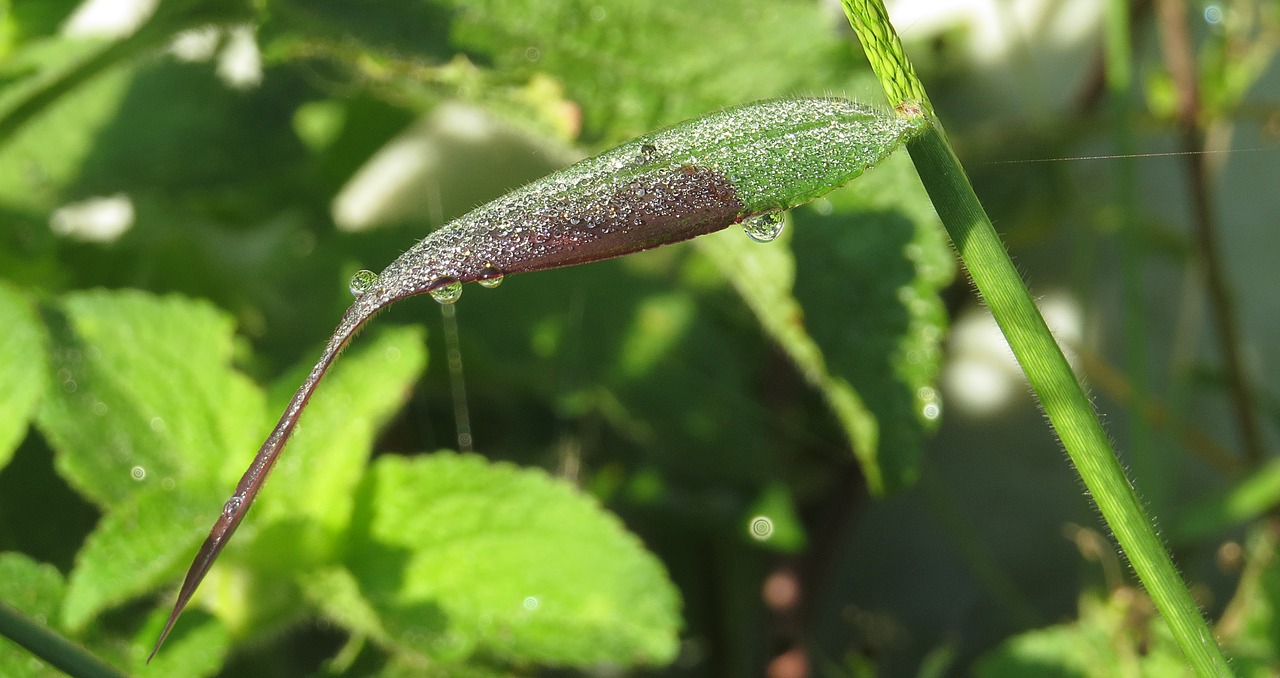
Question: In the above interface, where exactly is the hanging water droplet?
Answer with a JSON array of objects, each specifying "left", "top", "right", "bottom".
[
  {"left": 430, "top": 278, "right": 463, "bottom": 304},
  {"left": 743, "top": 212, "right": 785, "bottom": 243},
  {"left": 478, "top": 264, "right": 505, "bottom": 289},
  {"left": 349, "top": 269, "right": 377, "bottom": 297}
]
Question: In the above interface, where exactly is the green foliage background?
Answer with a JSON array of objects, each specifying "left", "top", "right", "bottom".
[{"left": 0, "top": 0, "right": 1277, "bottom": 676}]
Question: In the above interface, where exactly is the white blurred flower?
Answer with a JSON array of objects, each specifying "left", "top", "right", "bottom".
[
  {"left": 50, "top": 194, "right": 135, "bottom": 243},
  {"left": 170, "top": 26, "right": 221, "bottom": 62},
  {"left": 943, "top": 292, "right": 1083, "bottom": 417},
  {"left": 62, "top": 0, "right": 158, "bottom": 39},
  {"left": 169, "top": 24, "right": 263, "bottom": 89},
  {"left": 217, "top": 25, "right": 263, "bottom": 89}
]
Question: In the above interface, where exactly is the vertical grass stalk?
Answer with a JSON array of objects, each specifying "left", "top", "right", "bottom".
[{"left": 839, "top": 1, "right": 1233, "bottom": 674}]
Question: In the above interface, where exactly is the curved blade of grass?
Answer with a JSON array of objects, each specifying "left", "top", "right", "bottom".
[
  {"left": 0, "top": 600, "right": 127, "bottom": 678},
  {"left": 839, "top": 1, "right": 1233, "bottom": 674},
  {"left": 151, "top": 97, "right": 925, "bottom": 658}
]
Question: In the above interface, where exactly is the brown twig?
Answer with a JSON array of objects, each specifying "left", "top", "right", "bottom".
[{"left": 1155, "top": 0, "right": 1266, "bottom": 466}]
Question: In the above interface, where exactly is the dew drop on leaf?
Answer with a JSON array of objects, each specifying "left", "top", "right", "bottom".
[
  {"left": 742, "top": 212, "right": 785, "bottom": 243},
  {"left": 349, "top": 269, "right": 378, "bottom": 297},
  {"left": 478, "top": 264, "right": 505, "bottom": 289},
  {"left": 430, "top": 278, "right": 463, "bottom": 304}
]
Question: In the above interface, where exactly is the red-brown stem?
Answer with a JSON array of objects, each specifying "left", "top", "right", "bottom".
[{"left": 148, "top": 303, "right": 377, "bottom": 661}]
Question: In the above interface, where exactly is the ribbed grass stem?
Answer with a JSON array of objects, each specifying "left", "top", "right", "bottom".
[
  {"left": 0, "top": 600, "right": 128, "bottom": 678},
  {"left": 840, "top": 1, "right": 1233, "bottom": 674}
]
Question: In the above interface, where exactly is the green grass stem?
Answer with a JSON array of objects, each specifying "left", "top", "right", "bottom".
[
  {"left": 0, "top": 600, "right": 128, "bottom": 678},
  {"left": 840, "top": 0, "right": 1233, "bottom": 674}
]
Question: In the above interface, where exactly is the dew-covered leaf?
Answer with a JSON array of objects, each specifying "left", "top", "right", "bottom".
[
  {"left": 0, "top": 284, "right": 46, "bottom": 472},
  {"left": 345, "top": 452, "right": 681, "bottom": 668}
]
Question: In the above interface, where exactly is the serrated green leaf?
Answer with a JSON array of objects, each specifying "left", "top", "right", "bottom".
[
  {"left": 445, "top": 0, "right": 868, "bottom": 140},
  {"left": 346, "top": 452, "right": 680, "bottom": 668},
  {"left": 34, "top": 290, "right": 265, "bottom": 630},
  {"left": 0, "top": 284, "right": 46, "bottom": 471},
  {"left": 61, "top": 487, "right": 219, "bottom": 632},
  {"left": 790, "top": 154, "right": 951, "bottom": 492},
  {"left": 696, "top": 151, "right": 950, "bottom": 494},
  {"left": 37, "top": 290, "right": 264, "bottom": 507},
  {"left": 0, "top": 552, "right": 66, "bottom": 678}
]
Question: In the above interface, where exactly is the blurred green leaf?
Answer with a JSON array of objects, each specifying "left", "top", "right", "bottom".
[
  {"left": 976, "top": 590, "right": 1190, "bottom": 678},
  {"left": 1173, "top": 459, "right": 1280, "bottom": 543},
  {"left": 0, "top": 283, "right": 45, "bottom": 471},
  {"left": 0, "top": 552, "right": 67, "bottom": 678},
  {"left": 1209, "top": 526, "right": 1280, "bottom": 675},
  {"left": 694, "top": 151, "right": 950, "bottom": 494},
  {"left": 0, "top": 36, "right": 133, "bottom": 218},
  {"left": 443, "top": 0, "right": 869, "bottom": 140},
  {"left": 345, "top": 452, "right": 681, "bottom": 668},
  {"left": 743, "top": 483, "right": 806, "bottom": 553},
  {"left": 789, "top": 152, "right": 952, "bottom": 491},
  {"left": 0, "top": 552, "right": 63, "bottom": 628}
]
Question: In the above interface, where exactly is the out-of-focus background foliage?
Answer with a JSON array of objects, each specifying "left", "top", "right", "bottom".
[{"left": 0, "top": 0, "right": 1277, "bottom": 675}]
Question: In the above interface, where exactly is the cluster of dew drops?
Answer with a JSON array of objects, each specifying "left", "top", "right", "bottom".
[{"left": 348, "top": 264, "right": 505, "bottom": 305}]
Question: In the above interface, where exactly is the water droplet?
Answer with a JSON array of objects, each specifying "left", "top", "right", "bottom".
[
  {"left": 523, "top": 596, "right": 540, "bottom": 610},
  {"left": 637, "top": 142, "right": 658, "bottom": 164},
  {"left": 130, "top": 465, "right": 146, "bottom": 481},
  {"left": 478, "top": 264, "right": 505, "bottom": 289},
  {"left": 743, "top": 212, "right": 785, "bottom": 243},
  {"left": 349, "top": 269, "right": 377, "bottom": 297},
  {"left": 430, "top": 278, "right": 463, "bottom": 304},
  {"left": 223, "top": 495, "right": 243, "bottom": 517},
  {"left": 749, "top": 516, "right": 774, "bottom": 541}
]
